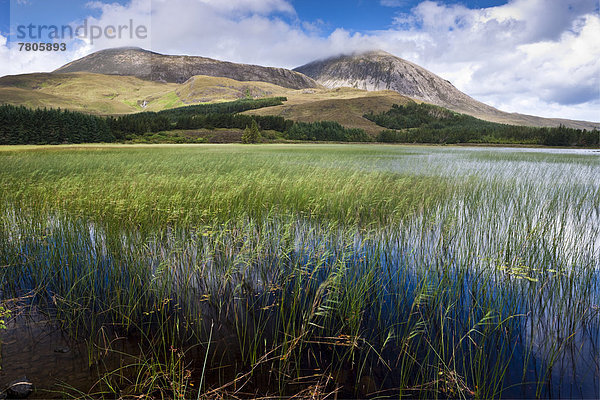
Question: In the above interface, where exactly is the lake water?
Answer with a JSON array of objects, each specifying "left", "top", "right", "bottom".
[{"left": 1, "top": 144, "right": 599, "bottom": 398}]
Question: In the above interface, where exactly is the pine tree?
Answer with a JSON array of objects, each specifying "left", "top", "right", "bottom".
[{"left": 242, "top": 119, "right": 261, "bottom": 143}]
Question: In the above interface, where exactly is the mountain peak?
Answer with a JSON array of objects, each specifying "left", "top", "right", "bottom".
[
  {"left": 302, "top": 50, "right": 398, "bottom": 67},
  {"left": 98, "top": 46, "right": 147, "bottom": 52},
  {"left": 54, "top": 47, "right": 318, "bottom": 89},
  {"left": 351, "top": 49, "right": 395, "bottom": 57},
  {"left": 294, "top": 50, "right": 499, "bottom": 117}
]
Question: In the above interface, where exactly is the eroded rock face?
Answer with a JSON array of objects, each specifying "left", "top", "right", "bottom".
[
  {"left": 54, "top": 47, "right": 319, "bottom": 90},
  {"left": 294, "top": 50, "right": 501, "bottom": 116}
]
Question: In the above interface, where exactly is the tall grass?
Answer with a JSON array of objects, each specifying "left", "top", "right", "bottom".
[{"left": 0, "top": 144, "right": 598, "bottom": 398}]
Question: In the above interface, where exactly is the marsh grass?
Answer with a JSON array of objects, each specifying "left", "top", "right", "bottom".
[
  {"left": 0, "top": 144, "right": 598, "bottom": 398},
  {"left": 0, "top": 145, "right": 456, "bottom": 228}
]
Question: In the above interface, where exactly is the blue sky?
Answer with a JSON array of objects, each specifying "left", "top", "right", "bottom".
[
  {"left": 2, "top": 0, "right": 127, "bottom": 36},
  {"left": 291, "top": 0, "right": 424, "bottom": 33},
  {"left": 0, "top": 0, "right": 598, "bottom": 122},
  {"left": 290, "top": 0, "right": 508, "bottom": 33},
  {"left": 1, "top": 0, "right": 511, "bottom": 37},
  {"left": 0, "top": 0, "right": 8, "bottom": 34}
]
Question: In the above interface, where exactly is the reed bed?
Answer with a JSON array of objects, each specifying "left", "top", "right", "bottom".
[{"left": 0, "top": 144, "right": 598, "bottom": 398}]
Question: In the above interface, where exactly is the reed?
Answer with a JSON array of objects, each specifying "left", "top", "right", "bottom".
[{"left": 0, "top": 144, "right": 598, "bottom": 398}]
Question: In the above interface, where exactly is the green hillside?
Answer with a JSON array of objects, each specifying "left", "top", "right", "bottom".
[{"left": 0, "top": 73, "right": 182, "bottom": 113}]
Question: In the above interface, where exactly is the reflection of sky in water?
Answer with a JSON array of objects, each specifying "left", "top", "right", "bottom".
[
  {"left": 5, "top": 207, "right": 596, "bottom": 397},
  {"left": 1, "top": 146, "right": 598, "bottom": 398}
]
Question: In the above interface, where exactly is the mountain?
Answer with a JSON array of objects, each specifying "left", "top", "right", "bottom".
[
  {"left": 295, "top": 50, "right": 599, "bottom": 130},
  {"left": 3, "top": 47, "right": 596, "bottom": 131},
  {"left": 0, "top": 70, "right": 412, "bottom": 133},
  {"left": 295, "top": 51, "right": 485, "bottom": 111},
  {"left": 54, "top": 47, "right": 319, "bottom": 90}
]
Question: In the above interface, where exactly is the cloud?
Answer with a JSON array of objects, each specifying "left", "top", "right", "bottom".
[
  {"left": 0, "top": 32, "right": 76, "bottom": 76},
  {"left": 3, "top": 0, "right": 599, "bottom": 122},
  {"left": 0, "top": 35, "right": 8, "bottom": 76},
  {"left": 379, "top": 0, "right": 600, "bottom": 120},
  {"left": 487, "top": 0, "right": 597, "bottom": 41}
]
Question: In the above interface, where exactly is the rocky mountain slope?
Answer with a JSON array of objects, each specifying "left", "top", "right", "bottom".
[
  {"left": 295, "top": 50, "right": 599, "bottom": 130},
  {"left": 295, "top": 51, "right": 489, "bottom": 112},
  {"left": 54, "top": 47, "right": 319, "bottom": 90}
]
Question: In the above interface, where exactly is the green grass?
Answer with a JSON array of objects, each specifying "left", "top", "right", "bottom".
[
  {"left": 0, "top": 144, "right": 598, "bottom": 398},
  {"left": 122, "top": 99, "right": 143, "bottom": 110},
  {"left": 0, "top": 144, "right": 454, "bottom": 227},
  {"left": 152, "top": 91, "right": 184, "bottom": 109}
]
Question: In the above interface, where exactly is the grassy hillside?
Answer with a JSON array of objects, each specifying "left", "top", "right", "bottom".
[
  {"left": 176, "top": 75, "right": 290, "bottom": 103},
  {"left": 0, "top": 73, "right": 294, "bottom": 114},
  {"left": 0, "top": 73, "right": 181, "bottom": 114},
  {"left": 245, "top": 88, "right": 414, "bottom": 134},
  {"left": 0, "top": 73, "right": 412, "bottom": 134},
  {"left": 1, "top": 72, "right": 598, "bottom": 133}
]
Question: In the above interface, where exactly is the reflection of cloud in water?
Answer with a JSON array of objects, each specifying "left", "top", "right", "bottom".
[{"left": 1, "top": 146, "right": 598, "bottom": 397}]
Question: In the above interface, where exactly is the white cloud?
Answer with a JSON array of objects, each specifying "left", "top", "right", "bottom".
[
  {"left": 0, "top": 35, "right": 9, "bottom": 77},
  {"left": 0, "top": 32, "right": 82, "bottom": 76},
  {"left": 379, "top": 0, "right": 600, "bottom": 121},
  {"left": 3, "top": 0, "right": 599, "bottom": 122}
]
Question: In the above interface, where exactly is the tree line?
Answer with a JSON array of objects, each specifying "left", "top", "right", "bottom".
[
  {"left": 366, "top": 102, "right": 599, "bottom": 146},
  {"left": 1, "top": 97, "right": 371, "bottom": 145},
  {"left": 157, "top": 97, "right": 288, "bottom": 119},
  {"left": 0, "top": 104, "right": 114, "bottom": 145},
  {"left": 4, "top": 98, "right": 595, "bottom": 146},
  {"left": 106, "top": 112, "right": 294, "bottom": 140},
  {"left": 286, "top": 121, "right": 371, "bottom": 142},
  {"left": 175, "top": 113, "right": 292, "bottom": 132},
  {"left": 107, "top": 97, "right": 290, "bottom": 139}
]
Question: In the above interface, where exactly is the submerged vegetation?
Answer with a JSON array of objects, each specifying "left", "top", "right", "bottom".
[{"left": 0, "top": 144, "right": 598, "bottom": 398}]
